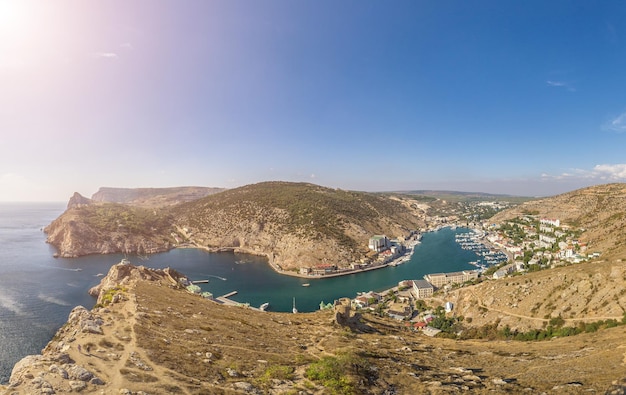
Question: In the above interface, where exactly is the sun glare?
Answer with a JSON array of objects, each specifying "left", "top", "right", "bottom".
[{"left": 0, "top": 1, "right": 28, "bottom": 34}]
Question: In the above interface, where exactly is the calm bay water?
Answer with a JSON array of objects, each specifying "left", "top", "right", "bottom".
[{"left": 0, "top": 203, "right": 476, "bottom": 384}]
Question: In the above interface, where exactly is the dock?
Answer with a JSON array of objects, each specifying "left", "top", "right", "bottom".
[
  {"left": 215, "top": 291, "right": 239, "bottom": 306},
  {"left": 221, "top": 291, "right": 238, "bottom": 298},
  {"left": 191, "top": 279, "right": 209, "bottom": 284}
]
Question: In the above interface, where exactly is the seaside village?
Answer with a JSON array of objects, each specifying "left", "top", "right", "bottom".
[
  {"left": 182, "top": 214, "right": 599, "bottom": 336},
  {"left": 330, "top": 214, "right": 599, "bottom": 336}
]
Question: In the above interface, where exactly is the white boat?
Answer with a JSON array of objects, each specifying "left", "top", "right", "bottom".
[
  {"left": 259, "top": 302, "right": 269, "bottom": 311},
  {"left": 292, "top": 297, "right": 298, "bottom": 314},
  {"left": 302, "top": 283, "right": 310, "bottom": 287}
]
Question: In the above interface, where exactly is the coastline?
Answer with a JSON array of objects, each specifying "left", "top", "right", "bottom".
[{"left": 183, "top": 240, "right": 421, "bottom": 280}]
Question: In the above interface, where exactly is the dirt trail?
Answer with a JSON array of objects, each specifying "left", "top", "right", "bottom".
[{"left": 68, "top": 285, "right": 198, "bottom": 394}]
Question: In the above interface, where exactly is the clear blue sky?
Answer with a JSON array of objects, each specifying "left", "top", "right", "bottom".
[{"left": 1, "top": 1, "right": 625, "bottom": 201}]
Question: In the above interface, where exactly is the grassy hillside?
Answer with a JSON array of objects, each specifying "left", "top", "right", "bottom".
[
  {"left": 172, "top": 182, "right": 423, "bottom": 268},
  {"left": 47, "top": 182, "right": 423, "bottom": 266},
  {"left": 45, "top": 203, "right": 176, "bottom": 257},
  {"left": 5, "top": 264, "right": 625, "bottom": 394},
  {"left": 491, "top": 183, "right": 626, "bottom": 258}
]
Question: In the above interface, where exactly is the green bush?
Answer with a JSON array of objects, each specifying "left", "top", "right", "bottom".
[{"left": 305, "top": 351, "right": 369, "bottom": 395}]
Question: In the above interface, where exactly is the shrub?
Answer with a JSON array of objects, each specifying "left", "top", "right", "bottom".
[
  {"left": 305, "top": 351, "right": 369, "bottom": 395},
  {"left": 260, "top": 365, "right": 295, "bottom": 385}
]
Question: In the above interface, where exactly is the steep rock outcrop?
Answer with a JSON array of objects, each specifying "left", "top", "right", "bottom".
[
  {"left": 88, "top": 262, "right": 185, "bottom": 302},
  {"left": 44, "top": 204, "right": 175, "bottom": 258},
  {"left": 67, "top": 192, "right": 93, "bottom": 209}
]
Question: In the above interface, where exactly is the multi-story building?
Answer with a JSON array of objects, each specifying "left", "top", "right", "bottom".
[
  {"left": 412, "top": 279, "right": 434, "bottom": 299},
  {"left": 424, "top": 270, "right": 479, "bottom": 288},
  {"left": 368, "top": 235, "right": 390, "bottom": 252}
]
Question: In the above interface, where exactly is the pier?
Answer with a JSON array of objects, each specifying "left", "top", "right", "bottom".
[
  {"left": 191, "top": 279, "right": 209, "bottom": 284},
  {"left": 215, "top": 290, "right": 240, "bottom": 306},
  {"left": 221, "top": 291, "right": 238, "bottom": 298}
]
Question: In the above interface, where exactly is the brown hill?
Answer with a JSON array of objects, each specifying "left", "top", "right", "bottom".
[
  {"left": 45, "top": 182, "right": 424, "bottom": 268},
  {"left": 490, "top": 183, "right": 626, "bottom": 259},
  {"left": 170, "top": 182, "right": 423, "bottom": 270},
  {"left": 3, "top": 263, "right": 625, "bottom": 394},
  {"left": 443, "top": 257, "right": 626, "bottom": 333}
]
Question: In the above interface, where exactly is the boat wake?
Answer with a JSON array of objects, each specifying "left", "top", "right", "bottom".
[{"left": 38, "top": 293, "right": 71, "bottom": 307}]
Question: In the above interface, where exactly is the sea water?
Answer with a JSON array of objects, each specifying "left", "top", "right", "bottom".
[{"left": 0, "top": 203, "right": 477, "bottom": 384}]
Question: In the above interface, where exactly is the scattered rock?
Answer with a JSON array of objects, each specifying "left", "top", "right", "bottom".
[
  {"left": 493, "top": 378, "right": 508, "bottom": 385},
  {"left": 69, "top": 380, "right": 87, "bottom": 392},
  {"left": 234, "top": 381, "right": 254, "bottom": 392}
]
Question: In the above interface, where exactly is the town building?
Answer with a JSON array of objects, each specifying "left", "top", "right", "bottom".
[
  {"left": 311, "top": 264, "right": 336, "bottom": 276},
  {"left": 540, "top": 218, "right": 560, "bottom": 227},
  {"left": 412, "top": 279, "right": 434, "bottom": 299},
  {"left": 368, "top": 235, "right": 390, "bottom": 252},
  {"left": 424, "top": 270, "right": 479, "bottom": 288}
]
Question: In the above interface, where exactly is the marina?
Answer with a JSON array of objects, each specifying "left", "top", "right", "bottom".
[{"left": 454, "top": 229, "right": 508, "bottom": 271}]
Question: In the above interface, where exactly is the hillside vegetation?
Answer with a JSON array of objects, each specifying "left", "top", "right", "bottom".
[
  {"left": 46, "top": 182, "right": 423, "bottom": 267},
  {"left": 45, "top": 203, "right": 175, "bottom": 257},
  {"left": 491, "top": 183, "right": 626, "bottom": 258},
  {"left": 171, "top": 182, "right": 423, "bottom": 270},
  {"left": 4, "top": 264, "right": 625, "bottom": 394},
  {"left": 445, "top": 258, "right": 626, "bottom": 333}
]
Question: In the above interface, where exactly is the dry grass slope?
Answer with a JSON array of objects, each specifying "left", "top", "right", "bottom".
[
  {"left": 4, "top": 268, "right": 625, "bottom": 394},
  {"left": 171, "top": 182, "right": 423, "bottom": 268},
  {"left": 491, "top": 183, "right": 626, "bottom": 258}
]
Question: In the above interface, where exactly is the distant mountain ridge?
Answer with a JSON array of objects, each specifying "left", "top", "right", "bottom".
[
  {"left": 91, "top": 186, "right": 225, "bottom": 207},
  {"left": 391, "top": 190, "right": 534, "bottom": 204}
]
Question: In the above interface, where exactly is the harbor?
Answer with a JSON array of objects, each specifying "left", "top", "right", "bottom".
[
  {"left": 454, "top": 229, "right": 508, "bottom": 271},
  {"left": 182, "top": 226, "right": 482, "bottom": 313}
]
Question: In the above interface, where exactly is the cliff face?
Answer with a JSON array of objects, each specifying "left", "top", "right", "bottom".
[
  {"left": 66, "top": 192, "right": 93, "bottom": 209},
  {"left": 44, "top": 204, "right": 175, "bottom": 258}
]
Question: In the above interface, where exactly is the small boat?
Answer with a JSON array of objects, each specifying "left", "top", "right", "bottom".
[
  {"left": 302, "top": 283, "right": 310, "bottom": 287},
  {"left": 292, "top": 297, "right": 298, "bottom": 314},
  {"left": 259, "top": 302, "right": 269, "bottom": 311}
]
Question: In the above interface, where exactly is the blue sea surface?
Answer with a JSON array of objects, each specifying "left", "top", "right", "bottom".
[{"left": 0, "top": 203, "right": 477, "bottom": 384}]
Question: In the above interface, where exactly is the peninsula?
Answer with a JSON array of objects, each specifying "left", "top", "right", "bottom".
[{"left": 44, "top": 182, "right": 425, "bottom": 272}]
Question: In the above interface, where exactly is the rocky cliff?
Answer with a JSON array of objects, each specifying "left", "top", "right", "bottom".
[
  {"left": 66, "top": 192, "right": 93, "bottom": 209},
  {"left": 44, "top": 204, "right": 175, "bottom": 258},
  {"left": 3, "top": 263, "right": 625, "bottom": 394}
]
